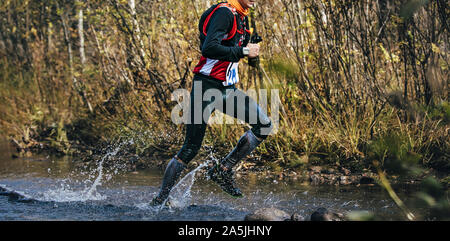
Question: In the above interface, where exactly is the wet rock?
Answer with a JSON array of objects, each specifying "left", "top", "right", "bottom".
[
  {"left": 331, "top": 213, "right": 348, "bottom": 221},
  {"left": 311, "top": 208, "right": 332, "bottom": 221},
  {"left": 0, "top": 187, "right": 35, "bottom": 203},
  {"left": 339, "top": 176, "right": 351, "bottom": 185},
  {"left": 309, "top": 174, "right": 324, "bottom": 185},
  {"left": 324, "top": 174, "right": 338, "bottom": 185},
  {"left": 360, "top": 176, "right": 375, "bottom": 185},
  {"left": 128, "top": 155, "right": 139, "bottom": 164},
  {"left": 291, "top": 213, "right": 305, "bottom": 221},
  {"left": 289, "top": 171, "right": 298, "bottom": 177},
  {"left": 341, "top": 167, "right": 351, "bottom": 176},
  {"left": 310, "top": 208, "right": 345, "bottom": 221},
  {"left": 309, "top": 166, "right": 322, "bottom": 173},
  {"left": 350, "top": 176, "right": 360, "bottom": 184},
  {"left": 277, "top": 173, "right": 283, "bottom": 180},
  {"left": 244, "top": 208, "right": 291, "bottom": 221},
  {"left": 321, "top": 168, "right": 336, "bottom": 174}
]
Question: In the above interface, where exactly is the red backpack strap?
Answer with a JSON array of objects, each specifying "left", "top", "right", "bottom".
[{"left": 202, "top": 3, "right": 238, "bottom": 41}]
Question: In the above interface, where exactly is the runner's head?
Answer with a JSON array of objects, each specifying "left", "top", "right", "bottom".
[
  {"left": 227, "top": 0, "right": 253, "bottom": 16},
  {"left": 237, "top": 0, "right": 256, "bottom": 9}
]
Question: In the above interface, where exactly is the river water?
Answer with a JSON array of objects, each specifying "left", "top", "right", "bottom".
[{"left": 0, "top": 139, "right": 423, "bottom": 221}]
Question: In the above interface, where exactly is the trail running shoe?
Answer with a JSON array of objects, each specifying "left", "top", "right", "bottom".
[
  {"left": 150, "top": 196, "right": 165, "bottom": 206},
  {"left": 150, "top": 196, "right": 172, "bottom": 207},
  {"left": 207, "top": 163, "right": 243, "bottom": 198}
]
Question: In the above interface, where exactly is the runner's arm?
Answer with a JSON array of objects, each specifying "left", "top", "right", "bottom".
[{"left": 201, "top": 8, "right": 244, "bottom": 62}]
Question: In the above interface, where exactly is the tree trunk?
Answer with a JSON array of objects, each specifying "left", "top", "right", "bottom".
[
  {"left": 78, "top": 2, "right": 86, "bottom": 67},
  {"left": 60, "top": 9, "right": 74, "bottom": 84},
  {"left": 129, "top": 0, "right": 146, "bottom": 62},
  {"left": 59, "top": 3, "right": 93, "bottom": 113}
]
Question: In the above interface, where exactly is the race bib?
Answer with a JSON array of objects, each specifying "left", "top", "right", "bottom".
[{"left": 224, "top": 62, "right": 240, "bottom": 86}]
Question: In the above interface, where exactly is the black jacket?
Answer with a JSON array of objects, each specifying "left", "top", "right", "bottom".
[{"left": 198, "top": 3, "right": 251, "bottom": 63}]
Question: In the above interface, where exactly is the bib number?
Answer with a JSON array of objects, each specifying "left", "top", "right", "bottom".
[{"left": 224, "top": 62, "right": 239, "bottom": 86}]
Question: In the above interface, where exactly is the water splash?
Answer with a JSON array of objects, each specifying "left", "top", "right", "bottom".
[
  {"left": 149, "top": 147, "right": 219, "bottom": 210},
  {"left": 165, "top": 161, "right": 211, "bottom": 209},
  {"left": 39, "top": 141, "right": 129, "bottom": 202},
  {"left": 39, "top": 183, "right": 106, "bottom": 202},
  {"left": 85, "top": 143, "right": 123, "bottom": 197}
]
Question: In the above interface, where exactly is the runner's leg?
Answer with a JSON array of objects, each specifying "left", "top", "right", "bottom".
[
  {"left": 220, "top": 88, "right": 272, "bottom": 169},
  {"left": 152, "top": 79, "right": 215, "bottom": 205}
]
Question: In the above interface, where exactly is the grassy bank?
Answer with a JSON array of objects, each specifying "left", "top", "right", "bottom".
[{"left": 1, "top": 53, "right": 448, "bottom": 179}]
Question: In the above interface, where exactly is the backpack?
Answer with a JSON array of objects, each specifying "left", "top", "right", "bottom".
[{"left": 201, "top": 2, "right": 241, "bottom": 41}]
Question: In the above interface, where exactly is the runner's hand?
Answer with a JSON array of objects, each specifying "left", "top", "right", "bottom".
[{"left": 247, "top": 43, "right": 260, "bottom": 58}]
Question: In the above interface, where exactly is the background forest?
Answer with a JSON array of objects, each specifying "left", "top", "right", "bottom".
[{"left": 0, "top": 0, "right": 448, "bottom": 189}]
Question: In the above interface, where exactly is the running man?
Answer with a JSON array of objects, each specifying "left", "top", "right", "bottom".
[{"left": 151, "top": 0, "right": 272, "bottom": 206}]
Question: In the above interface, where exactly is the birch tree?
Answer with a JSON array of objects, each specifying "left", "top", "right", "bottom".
[
  {"left": 77, "top": 0, "right": 86, "bottom": 67},
  {"left": 58, "top": 2, "right": 93, "bottom": 113}
]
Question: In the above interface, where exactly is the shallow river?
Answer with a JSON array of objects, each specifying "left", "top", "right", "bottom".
[{"left": 0, "top": 139, "right": 423, "bottom": 221}]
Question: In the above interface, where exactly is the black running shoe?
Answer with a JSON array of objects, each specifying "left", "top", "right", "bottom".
[
  {"left": 207, "top": 163, "right": 243, "bottom": 198},
  {"left": 150, "top": 196, "right": 165, "bottom": 206},
  {"left": 150, "top": 196, "right": 173, "bottom": 207}
]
